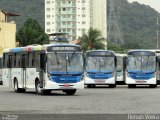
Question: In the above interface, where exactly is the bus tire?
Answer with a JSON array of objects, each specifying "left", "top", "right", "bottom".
[
  {"left": 109, "top": 84, "right": 116, "bottom": 88},
  {"left": 64, "top": 89, "right": 76, "bottom": 95},
  {"left": 35, "top": 81, "right": 45, "bottom": 95},
  {"left": 128, "top": 84, "right": 136, "bottom": 88},
  {"left": 14, "top": 80, "right": 21, "bottom": 93},
  {"left": 87, "top": 85, "right": 92, "bottom": 88},
  {"left": 87, "top": 85, "right": 95, "bottom": 88},
  {"left": 149, "top": 84, "right": 157, "bottom": 88}
]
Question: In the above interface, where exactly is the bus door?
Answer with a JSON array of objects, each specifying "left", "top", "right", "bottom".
[
  {"left": 21, "top": 54, "right": 27, "bottom": 88},
  {"left": 8, "top": 55, "right": 12, "bottom": 87}
]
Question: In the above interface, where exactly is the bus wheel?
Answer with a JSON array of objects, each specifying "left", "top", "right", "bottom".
[
  {"left": 149, "top": 84, "right": 157, "bottom": 88},
  {"left": 64, "top": 89, "right": 76, "bottom": 95},
  {"left": 128, "top": 84, "right": 136, "bottom": 88},
  {"left": 87, "top": 85, "right": 92, "bottom": 88},
  {"left": 14, "top": 80, "right": 21, "bottom": 93},
  {"left": 35, "top": 81, "right": 45, "bottom": 95},
  {"left": 109, "top": 84, "right": 116, "bottom": 88}
]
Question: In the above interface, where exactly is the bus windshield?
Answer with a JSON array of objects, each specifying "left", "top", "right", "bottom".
[
  {"left": 86, "top": 57, "right": 114, "bottom": 73},
  {"left": 127, "top": 55, "right": 156, "bottom": 73},
  {"left": 47, "top": 53, "right": 83, "bottom": 74}
]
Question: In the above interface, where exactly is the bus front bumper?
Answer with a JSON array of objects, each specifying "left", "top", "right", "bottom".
[
  {"left": 45, "top": 81, "right": 84, "bottom": 90},
  {"left": 84, "top": 77, "right": 116, "bottom": 85},
  {"left": 125, "top": 77, "right": 157, "bottom": 85}
]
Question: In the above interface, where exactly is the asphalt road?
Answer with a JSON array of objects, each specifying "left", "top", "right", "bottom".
[{"left": 0, "top": 85, "right": 160, "bottom": 119}]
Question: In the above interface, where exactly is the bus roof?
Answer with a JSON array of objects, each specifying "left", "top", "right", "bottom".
[
  {"left": 3, "top": 44, "right": 82, "bottom": 53},
  {"left": 86, "top": 50, "right": 116, "bottom": 57},
  {"left": 127, "top": 50, "right": 156, "bottom": 56}
]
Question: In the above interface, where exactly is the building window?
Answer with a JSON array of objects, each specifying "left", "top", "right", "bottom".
[
  {"left": 82, "top": 14, "right": 86, "bottom": 17},
  {"left": 62, "top": 22, "right": 66, "bottom": 25},
  {"left": 82, "top": 0, "right": 85, "bottom": 3},
  {"left": 67, "top": 21, "right": 71, "bottom": 25},
  {"left": 47, "top": 8, "right": 50, "bottom": 11},
  {"left": 82, "top": 29, "right": 86, "bottom": 33},
  {"left": 63, "top": 15, "right": 66, "bottom": 18},
  {"left": 63, "top": 8, "right": 66, "bottom": 11},
  {"left": 46, "top": 1, "right": 50, "bottom": 4},
  {"left": 82, "top": 21, "right": 86, "bottom": 24},
  {"left": 47, "top": 29, "right": 50, "bottom": 32},
  {"left": 47, "top": 22, "right": 50, "bottom": 25},
  {"left": 67, "top": 14, "right": 71, "bottom": 18},
  {"left": 47, "top": 15, "right": 50, "bottom": 18},
  {"left": 67, "top": 29, "right": 71, "bottom": 32},
  {"left": 82, "top": 7, "right": 85, "bottom": 10}
]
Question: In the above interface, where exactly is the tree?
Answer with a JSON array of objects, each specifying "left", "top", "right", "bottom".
[
  {"left": 16, "top": 18, "right": 49, "bottom": 46},
  {"left": 107, "top": 40, "right": 126, "bottom": 53},
  {"left": 79, "top": 27, "right": 106, "bottom": 51}
]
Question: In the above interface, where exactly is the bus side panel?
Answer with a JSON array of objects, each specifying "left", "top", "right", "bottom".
[
  {"left": 2, "top": 68, "right": 12, "bottom": 87},
  {"left": 11, "top": 68, "right": 23, "bottom": 88},
  {"left": 26, "top": 68, "right": 39, "bottom": 89}
]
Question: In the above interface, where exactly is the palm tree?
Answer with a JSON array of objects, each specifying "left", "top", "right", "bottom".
[{"left": 79, "top": 27, "right": 106, "bottom": 51}]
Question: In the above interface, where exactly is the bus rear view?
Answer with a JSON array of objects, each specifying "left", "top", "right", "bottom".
[
  {"left": 126, "top": 50, "right": 157, "bottom": 88},
  {"left": 84, "top": 50, "right": 117, "bottom": 88}
]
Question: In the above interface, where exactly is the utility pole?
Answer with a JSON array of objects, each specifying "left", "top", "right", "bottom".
[{"left": 157, "top": 17, "right": 159, "bottom": 49}]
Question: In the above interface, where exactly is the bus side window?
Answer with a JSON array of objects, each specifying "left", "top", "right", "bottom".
[
  {"left": 3, "top": 53, "right": 6, "bottom": 68},
  {"left": 8, "top": 55, "right": 12, "bottom": 68},
  {"left": 12, "top": 53, "right": 16, "bottom": 67}
]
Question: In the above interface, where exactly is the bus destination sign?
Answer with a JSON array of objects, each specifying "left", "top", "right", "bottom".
[{"left": 47, "top": 46, "right": 81, "bottom": 52}]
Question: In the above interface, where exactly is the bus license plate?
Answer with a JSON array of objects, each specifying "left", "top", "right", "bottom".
[
  {"left": 63, "top": 84, "right": 71, "bottom": 87},
  {"left": 94, "top": 80, "right": 105, "bottom": 83},
  {"left": 136, "top": 81, "right": 146, "bottom": 84}
]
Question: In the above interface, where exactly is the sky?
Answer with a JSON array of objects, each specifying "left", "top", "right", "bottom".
[{"left": 127, "top": 0, "right": 160, "bottom": 13}]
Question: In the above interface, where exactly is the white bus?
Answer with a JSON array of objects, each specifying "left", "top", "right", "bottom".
[
  {"left": 84, "top": 50, "right": 117, "bottom": 88},
  {"left": 2, "top": 44, "right": 84, "bottom": 95},
  {"left": 126, "top": 50, "right": 158, "bottom": 88},
  {"left": 116, "top": 54, "right": 126, "bottom": 85}
]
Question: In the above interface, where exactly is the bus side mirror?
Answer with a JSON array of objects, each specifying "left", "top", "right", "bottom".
[{"left": 40, "top": 53, "right": 46, "bottom": 71}]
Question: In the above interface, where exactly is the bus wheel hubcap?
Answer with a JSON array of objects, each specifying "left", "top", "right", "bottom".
[{"left": 37, "top": 84, "right": 41, "bottom": 93}]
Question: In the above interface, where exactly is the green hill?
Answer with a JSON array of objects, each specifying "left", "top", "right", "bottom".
[
  {"left": 0, "top": 0, "right": 160, "bottom": 49},
  {"left": 114, "top": 0, "right": 160, "bottom": 49},
  {"left": 0, "top": 0, "right": 44, "bottom": 30}
]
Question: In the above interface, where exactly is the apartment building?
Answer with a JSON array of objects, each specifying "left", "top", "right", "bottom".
[
  {"left": 0, "top": 10, "right": 19, "bottom": 54},
  {"left": 45, "top": 0, "right": 107, "bottom": 43}
]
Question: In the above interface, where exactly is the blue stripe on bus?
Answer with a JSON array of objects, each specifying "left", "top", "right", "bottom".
[
  {"left": 87, "top": 73, "right": 113, "bottom": 79},
  {"left": 11, "top": 48, "right": 22, "bottom": 52},
  {"left": 128, "top": 71, "right": 155, "bottom": 80},
  {"left": 50, "top": 75, "right": 82, "bottom": 83}
]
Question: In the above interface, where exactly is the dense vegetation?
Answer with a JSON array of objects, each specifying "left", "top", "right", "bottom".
[
  {"left": 0, "top": 0, "right": 160, "bottom": 49},
  {"left": 113, "top": 0, "right": 160, "bottom": 49},
  {"left": 17, "top": 18, "right": 49, "bottom": 46},
  {"left": 0, "top": 0, "right": 44, "bottom": 30}
]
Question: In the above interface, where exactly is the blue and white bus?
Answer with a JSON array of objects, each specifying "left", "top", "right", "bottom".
[
  {"left": 84, "top": 50, "right": 117, "bottom": 88},
  {"left": 2, "top": 44, "right": 84, "bottom": 95},
  {"left": 126, "top": 50, "right": 158, "bottom": 88}
]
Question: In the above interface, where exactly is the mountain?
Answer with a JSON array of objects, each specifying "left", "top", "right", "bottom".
[
  {"left": 113, "top": 0, "right": 160, "bottom": 49},
  {"left": 0, "top": 0, "right": 160, "bottom": 48},
  {"left": 0, "top": 0, "right": 44, "bottom": 30}
]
